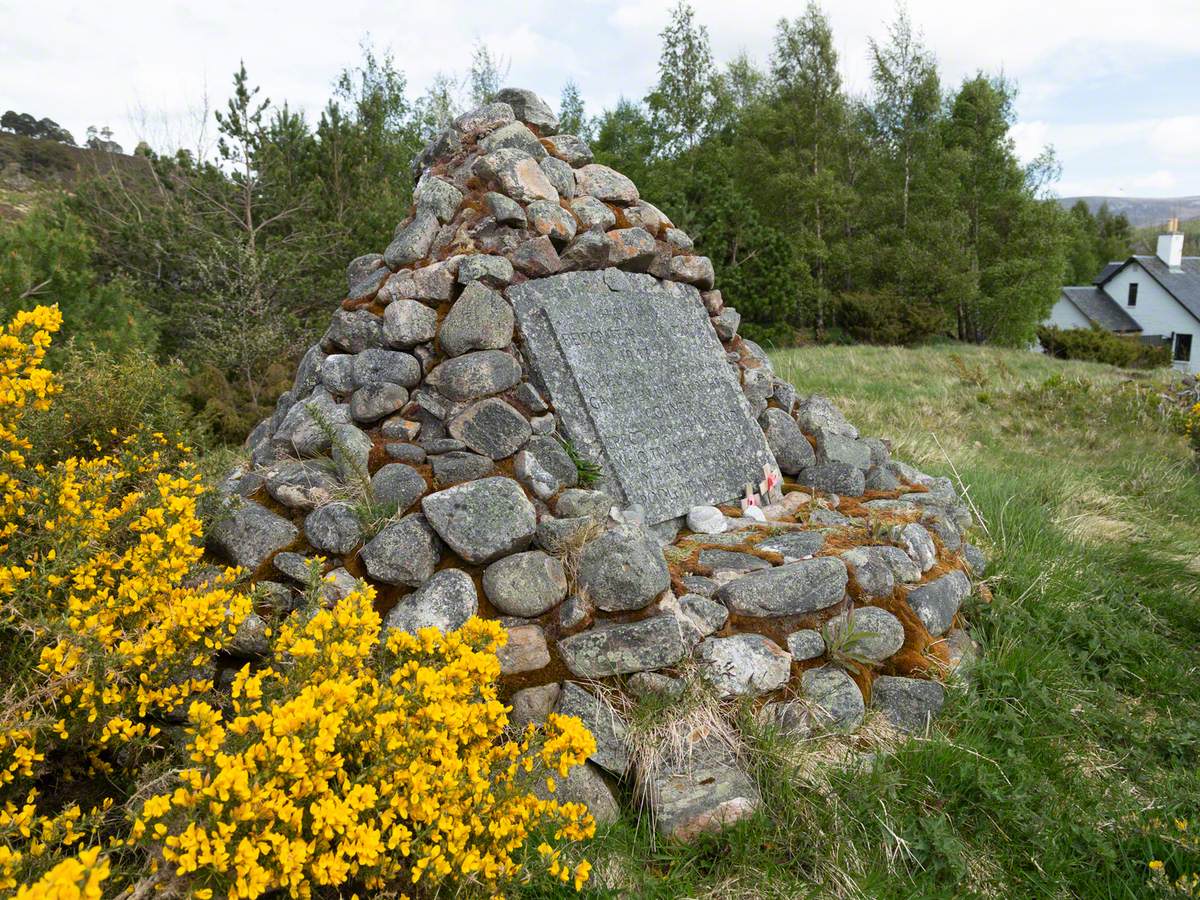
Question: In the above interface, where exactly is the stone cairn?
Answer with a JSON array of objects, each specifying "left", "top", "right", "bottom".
[{"left": 212, "top": 87, "right": 985, "bottom": 841}]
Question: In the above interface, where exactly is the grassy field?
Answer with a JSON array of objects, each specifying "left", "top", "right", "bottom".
[{"left": 520, "top": 344, "right": 1200, "bottom": 899}]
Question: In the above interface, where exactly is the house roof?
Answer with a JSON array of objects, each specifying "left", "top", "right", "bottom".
[
  {"left": 1060, "top": 286, "right": 1142, "bottom": 332},
  {"left": 1123, "top": 255, "right": 1200, "bottom": 321},
  {"left": 1093, "top": 262, "right": 1123, "bottom": 284}
]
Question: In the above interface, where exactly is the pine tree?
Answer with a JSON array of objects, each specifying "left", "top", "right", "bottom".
[
  {"left": 558, "top": 81, "right": 589, "bottom": 139},
  {"left": 646, "top": 1, "right": 721, "bottom": 156}
]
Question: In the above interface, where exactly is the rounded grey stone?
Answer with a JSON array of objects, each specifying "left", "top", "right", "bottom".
[
  {"left": 759, "top": 407, "right": 815, "bottom": 475},
  {"left": 324, "top": 309, "right": 384, "bottom": 353},
  {"left": 384, "top": 209, "right": 439, "bottom": 267},
  {"left": 360, "top": 513, "right": 442, "bottom": 587},
  {"left": 569, "top": 195, "right": 616, "bottom": 231},
  {"left": 557, "top": 615, "right": 689, "bottom": 678},
  {"left": 350, "top": 382, "right": 408, "bottom": 423},
  {"left": 758, "top": 531, "right": 825, "bottom": 560},
  {"left": 545, "top": 133, "right": 594, "bottom": 167},
  {"left": 906, "top": 570, "right": 970, "bottom": 637},
  {"left": 370, "top": 463, "right": 427, "bottom": 513},
  {"left": 523, "top": 435, "right": 578, "bottom": 489},
  {"left": 479, "top": 121, "right": 547, "bottom": 158},
  {"left": 495, "top": 87, "right": 560, "bottom": 132},
  {"left": 556, "top": 682, "right": 630, "bottom": 776},
  {"left": 447, "top": 398, "right": 531, "bottom": 460},
  {"left": 536, "top": 761, "right": 618, "bottom": 826},
  {"left": 696, "top": 634, "right": 791, "bottom": 698},
  {"left": 526, "top": 199, "right": 577, "bottom": 245},
  {"left": 431, "top": 451, "right": 495, "bottom": 486},
  {"left": 482, "top": 550, "right": 568, "bottom": 617},
  {"left": 264, "top": 459, "right": 337, "bottom": 511},
  {"left": 871, "top": 675, "right": 946, "bottom": 733},
  {"left": 840, "top": 546, "right": 897, "bottom": 598},
  {"left": 304, "top": 502, "right": 364, "bottom": 554},
  {"left": 484, "top": 191, "right": 526, "bottom": 226},
  {"left": 678, "top": 593, "right": 728, "bottom": 638},
  {"left": 577, "top": 525, "right": 671, "bottom": 612},
  {"left": 383, "top": 568, "right": 477, "bottom": 635},
  {"left": 497, "top": 623, "right": 551, "bottom": 674},
  {"left": 798, "top": 462, "right": 866, "bottom": 496},
  {"left": 575, "top": 163, "right": 638, "bottom": 205},
  {"left": 352, "top": 349, "right": 420, "bottom": 388},
  {"left": 814, "top": 429, "right": 872, "bottom": 470},
  {"left": 438, "top": 281, "right": 514, "bottom": 357},
  {"left": 414, "top": 174, "right": 463, "bottom": 222},
  {"left": 425, "top": 350, "right": 522, "bottom": 402},
  {"left": 786, "top": 628, "right": 826, "bottom": 661},
  {"left": 383, "top": 299, "right": 438, "bottom": 348},
  {"left": 715, "top": 557, "right": 847, "bottom": 617},
  {"left": 209, "top": 500, "right": 298, "bottom": 571},
  {"left": 421, "top": 476, "right": 537, "bottom": 565},
  {"left": 698, "top": 548, "right": 771, "bottom": 575},
  {"left": 829, "top": 605, "right": 905, "bottom": 661},
  {"left": 320, "top": 353, "right": 356, "bottom": 394},
  {"left": 457, "top": 253, "right": 515, "bottom": 287},
  {"left": 539, "top": 156, "right": 575, "bottom": 199},
  {"left": 509, "top": 682, "right": 560, "bottom": 729},
  {"left": 554, "top": 489, "right": 612, "bottom": 520},
  {"left": 801, "top": 666, "right": 865, "bottom": 731}
]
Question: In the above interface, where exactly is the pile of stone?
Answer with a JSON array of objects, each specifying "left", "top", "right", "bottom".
[{"left": 209, "top": 87, "right": 986, "bottom": 842}]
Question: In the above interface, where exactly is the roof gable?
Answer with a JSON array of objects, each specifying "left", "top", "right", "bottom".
[{"left": 1060, "top": 286, "right": 1142, "bottom": 332}]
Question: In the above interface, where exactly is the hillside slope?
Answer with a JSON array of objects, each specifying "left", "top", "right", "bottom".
[{"left": 0, "top": 132, "right": 149, "bottom": 219}]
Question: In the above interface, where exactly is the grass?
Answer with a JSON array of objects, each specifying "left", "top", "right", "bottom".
[{"left": 519, "top": 342, "right": 1200, "bottom": 899}]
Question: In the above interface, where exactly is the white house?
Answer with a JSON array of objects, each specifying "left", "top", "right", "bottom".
[{"left": 1046, "top": 226, "right": 1200, "bottom": 372}]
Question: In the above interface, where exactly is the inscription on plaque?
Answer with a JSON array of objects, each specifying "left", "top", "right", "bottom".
[{"left": 509, "top": 271, "right": 777, "bottom": 524}]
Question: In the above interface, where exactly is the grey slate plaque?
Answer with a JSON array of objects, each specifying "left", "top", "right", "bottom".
[{"left": 508, "top": 269, "right": 776, "bottom": 525}]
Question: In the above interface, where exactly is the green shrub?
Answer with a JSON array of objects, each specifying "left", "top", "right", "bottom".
[
  {"left": 1037, "top": 324, "right": 1171, "bottom": 369},
  {"left": 834, "top": 289, "right": 949, "bottom": 345},
  {"left": 22, "top": 342, "right": 205, "bottom": 463},
  {"left": 0, "top": 201, "right": 156, "bottom": 356}
]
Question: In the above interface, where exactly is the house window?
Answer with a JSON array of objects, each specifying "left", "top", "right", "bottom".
[
  {"left": 1175, "top": 334, "right": 1193, "bottom": 363},
  {"left": 1127, "top": 283, "right": 1138, "bottom": 307}
]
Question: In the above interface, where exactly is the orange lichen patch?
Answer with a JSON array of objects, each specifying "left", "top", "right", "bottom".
[
  {"left": 804, "top": 433, "right": 818, "bottom": 449},
  {"left": 609, "top": 204, "right": 631, "bottom": 230}
]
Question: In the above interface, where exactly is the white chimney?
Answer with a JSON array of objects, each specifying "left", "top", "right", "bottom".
[{"left": 1157, "top": 231, "right": 1184, "bottom": 268}]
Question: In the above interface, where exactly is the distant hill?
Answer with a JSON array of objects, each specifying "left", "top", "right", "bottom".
[
  {"left": 0, "top": 132, "right": 150, "bottom": 220},
  {"left": 1058, "top": 195, "right": 1200, "bottom": 229}
]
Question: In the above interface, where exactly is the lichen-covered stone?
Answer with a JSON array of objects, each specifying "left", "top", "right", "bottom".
[
  {"left": 556, "top": 682, "right": 630, "bottom": 776},
  {"left": 370, "top": 463, "right": 427, "bottom": 513},
  {"left": 352, "top": 349, "right": 421, "bottom": 388},
  {"left": 495, "top": 87, "right": 559, "bottom": 132},
  {"left": 421, "top": 476, "right": 536, "bottom": 565},
  {"left": 696, "top": 634, "right": 791, "bottom": 698},
  {"left": 209, "top": 500, "right": 297, "bottom": 571},
  {"left": 439, "top": 282, "right": 514, "bottom": 357},
  {"left": 384, "top": 209, "right": 439, "bottom": 267},
  {"left": 497, "top": 623, "right": 551, "bottom": 675},
  {"left": 382, "top": 568, "right": 477, "bottom": 634},
  {"left": 786, "top": 628, "right": 825, "bottom": 661},
  {"left": 474, "top": 148, "right": 559, "bottom": 203},
  {"left": 360, "top": 514, "right": 441, "bottom": 587},
  {"left": 871, "top": 675, "right": 945, "bottom": 732},
  {"left": 558, "top": 615, "right": 689, "bottom": 678},
  {"left": 447, "top": 398, "right": 531, "bottom": 460},
  {"left": 425, "top": 350, "right": 522, "bottom": 402},
  {"left": 304, "top": 502, "right": 364, "bottom": 554},
  {"left": 383, "top": 299, "right": 438, "bottom": 348},
  {"left": 576, "top": 525, "right": 671, "bottom": 612},
  {"left": 482, "top": 550, "right": 568, "bottom": 617},
  {"left": 715, "top": 557, "right": 846, "bottom": 617},
  {"left": 828, "top": 605, "right": 905, "bottom": 661},
  {"left": 906, "top": 569, "right": 970, "bottom": 636},
  {"left": 575, "top": 164, "right": 638, "bottom": 204},
  {"left": 801, "top": 666, "right": 865, "bottom": 731}
]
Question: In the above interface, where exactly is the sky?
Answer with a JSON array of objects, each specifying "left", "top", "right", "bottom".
[{"left": 4, "top": 0, "right": 1200, "bottom": 199}]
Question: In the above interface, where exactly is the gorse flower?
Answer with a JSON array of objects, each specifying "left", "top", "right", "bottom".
[{"left": 0, "top": 305, "right": 597, "bottom": 897}]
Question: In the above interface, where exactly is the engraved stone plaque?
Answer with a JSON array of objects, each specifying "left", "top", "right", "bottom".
[{"left": 508, "top": 269, "right": 776, "bottom": 525}]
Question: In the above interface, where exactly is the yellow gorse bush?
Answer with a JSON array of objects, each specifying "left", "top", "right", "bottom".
[
  {"left": 0, "top": 305, "right": 597, "bottom": 898},
  {"left": 131, "top": 591, "right": 596, "bottom": 898}
]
